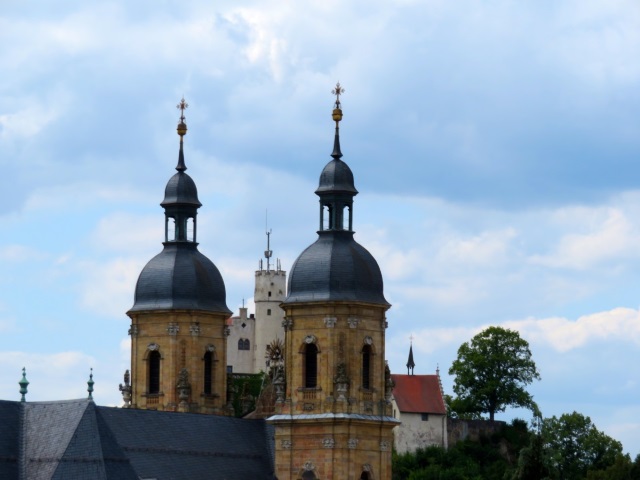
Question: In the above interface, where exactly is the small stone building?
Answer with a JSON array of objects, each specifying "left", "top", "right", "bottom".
[{"left": 391, "top": 373, "right": 448, "bottom": 452}]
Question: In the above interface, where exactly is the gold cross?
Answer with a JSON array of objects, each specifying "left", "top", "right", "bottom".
[
  {"left": 332, "top": 82, "right": 345, "bottom": 107},
  {"left": 177, "top": 97, "right": 189, "bottom": 122}
]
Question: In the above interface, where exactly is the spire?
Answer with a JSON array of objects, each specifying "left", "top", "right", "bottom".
[
  {"left": 176, "top": 97, "right": 189, "bottom": 172},
  {"left": 19, "top": 367, "right": 29, "bottom": 402},
  {"left": 331, "top": 82, "right": 344, "bottom": 159},
  {"left": 87, "top": 368, "right": 94, "bottom": 400},
  {"left": 406, "top": 336, "right": 415, "bottom": 375}
]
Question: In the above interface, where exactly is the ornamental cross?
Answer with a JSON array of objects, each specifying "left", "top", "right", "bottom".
[
  {"left": 409, "top": 334, "right": 414, "bottom": 345},
  {"left": 332, "top": 82, "right": 345, "bottom": 107},
  {"left": 177, "top": 97, "right": 189, "bottom": 122}
]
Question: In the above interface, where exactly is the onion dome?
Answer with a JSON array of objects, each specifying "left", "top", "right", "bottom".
[
  {"left": 285, "top": 84, "right": 388, "bottom": 306},
  {"left": 129, "top": 99, "right": 230, "bottom": 315}
]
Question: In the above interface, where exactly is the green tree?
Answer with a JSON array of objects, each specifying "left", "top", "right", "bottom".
[
  {"left": 449, "top": 326, "right": 540, "bottom": 421},
  {"left": 543, "top": 411, "right": 624, "bottom": 479}
]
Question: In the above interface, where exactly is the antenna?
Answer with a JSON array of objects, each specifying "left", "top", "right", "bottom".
[{"left": 264, "top": 210, "right": 272, "bottom": 272}]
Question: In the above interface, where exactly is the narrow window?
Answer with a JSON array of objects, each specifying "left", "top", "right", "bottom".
[
  {"left": 204, "top": 351, "right": 213, "bottom": 395},
  {"left": 244, "top": 339, "right": 251, "bottom": 350},
  {"left": 148, "top": 351, "right": 160, "bottom": 394},
  {"left": 167, "top": 217, "right": 176, "bottom": 242},
  {"left": 421, "top": 413, "right": 429, "bottom": 421},
  {"left": 186, "top": 217, "right": 195, "bottom": 241},
  {"left": 268, "top": 291, "right": 272, "bottom": 297},
  {"left": 305, "top": 344, "right": 318, "bottom": 388},
  {"left": 362, "top": 345, "right": 372, "bottom": 390},
  {"left": 238, "top": 339, "right": 245, "bottom": 350},
  {"left": 267, "top": 309, "right": 272, "bottom": 316},
  {"left": 303, "top": 472, "right": 317, "bottom": 480}
]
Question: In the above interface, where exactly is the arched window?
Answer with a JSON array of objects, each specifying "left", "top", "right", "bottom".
[
  {"left": 304, "top": 343, "right": 318, "bottom": 388},
  {"left": 362, "top": 345, "right": 372, "bottom": 390},
  {"left": 360, "top": 472, "right": 370, "bottom": 480},
  {"left": 238, "top": 339, "right": 250, "bottom": 351},
  {"left": 302, "top": 472, "right": 317, "bottom": 480},
  {"left": 148, "top": 350, "right": 160, "bottom": 394},
  {"left": 204, "top": 351, "right": 213, "bottom": 395}
]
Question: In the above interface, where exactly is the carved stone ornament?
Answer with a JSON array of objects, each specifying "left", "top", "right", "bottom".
[
  {"left": 147, "top": 343, "right": 159, "bottom": 351},
  {"left": 167, "top": 323, "right": 179, "bottom": 335},
  {"left": 303, "top": 461, "right": 315, "bottom": 472},
  {"left": 128, "top": 324, "right": 138, "bottom": 336},
  {"left": 334, "top": 362, "right": 350, "bottom": 402},
  {"left": 324, "top": 316, "right": 337, "bottom": 328},
  {"left": 282, "top": 318, "right": 293, "bottom": 331},
  {"left": 364, "top": 336, "right": 373, "bottom": 345},
  {"left": 348, "top": 438, "right": 359, "bottom": 449},
  {"left": 304, "top": 335, "right": 317, "bottom": 344},
  {"left": 363, "top": 463, "right": 372, "bottom": 472},
  {"left": 347, "top": 316, "right": 359, "bottom": 328},
  {"left": 119, "top": 369, "right": 132, "bottom": 407},
  {"left": 176, "top": 368, "right": 191, "bottom": 405},
  {"left": 385, "top": 361, "right": 395, "bottom": 403},
  {"left": 322, "top": 437, "right": 335, "bottom": 449},
  {"left": 223, "top": 326, "right": 231, "bottom": 337},
  {"left": 206, "top": 344, "right": 216, "bottom": 353},
  {"left": 190, "top": 323, "right": 201, "bottom": 336},
  {"left": 303, "top": 403, "right": 315, "bottom": 411},
  {"left": 281, "top": 439, "right": 292, "bottom": 449},
  {"left": 380, "top": 440, "right": 389, "bottom": 451},
  {"left": 364, "top": 401, "right": 374, "bottom": 414}
]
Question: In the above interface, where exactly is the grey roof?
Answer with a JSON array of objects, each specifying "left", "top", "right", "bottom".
[
  {"left": 129, "top": 242, "right": 231, "bottom": 314},
  {"left": 0, "top": 399, "right": 275, "bottom": 480},
  {"left": 161, "top": 171, "right": 202, "bottom": 207},
  {"left": 315, "top": 158, "right": 358, "bottom": 195},
  {"left": 285, "top": 230, "right": 389, "bottom": 306},
  {"left": 268, "top": 412, "right": 400, "bottom": 424}
]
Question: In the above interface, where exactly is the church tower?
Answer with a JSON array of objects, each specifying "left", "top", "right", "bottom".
[
  {"left": 253, "top": 229, "right": 286, "bottom": 373},
  {"left": 124, "top": 99, "right": 232, "bottom": 414},
  {"left": 268, "top": 85, "right": 398, "bottom": 480}
]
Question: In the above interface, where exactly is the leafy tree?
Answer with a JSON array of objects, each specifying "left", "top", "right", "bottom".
[
  {"left": 543, "top": 411, "right": 624, "bottom": 479},
  {"left": 449, "top": 326, "right": 540, "bottom": 421}
]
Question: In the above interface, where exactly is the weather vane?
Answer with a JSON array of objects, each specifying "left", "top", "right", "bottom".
[
  {"left": 177, "top": 97, "right": 189, "bottom": 122},
  {"left": 332, "top": 82, "right": 345, "bottom": 108}
]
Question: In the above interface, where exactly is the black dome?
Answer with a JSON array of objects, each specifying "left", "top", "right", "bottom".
[
  {"left": 285, "top": 231, "right": 388, "bottom": 305},
  {"left": 129, "top": 242, "right": 230, "bottom": 314},
  {"left": 161, "top": 171, "right": 201, "bottom": 207},
  {"left": 315, "top": 158, "right": 358, "bottom": 195}
]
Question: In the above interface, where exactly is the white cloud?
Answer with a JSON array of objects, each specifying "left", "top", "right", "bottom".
[
  {"left": 0, "top": 244, "right": 46, "bottom": 262},
  {"left": 505, "top": 307, "right": 640, "bottom": 352}
]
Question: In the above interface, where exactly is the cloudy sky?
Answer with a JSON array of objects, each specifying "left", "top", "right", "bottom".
[{"left": 1, "top": 0, "right": 640, "bottom": 455}]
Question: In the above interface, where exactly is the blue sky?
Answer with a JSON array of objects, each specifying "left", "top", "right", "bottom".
[{"left": 1, "top": 0, "right": 640, "bottom": 455}]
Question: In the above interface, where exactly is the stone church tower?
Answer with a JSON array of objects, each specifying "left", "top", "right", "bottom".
[
  {"left": 268, "top": 85, "right": 398, "bottom": 480},
  {"left": 123, "top": 100, "right": 232, "bottom": 414}
]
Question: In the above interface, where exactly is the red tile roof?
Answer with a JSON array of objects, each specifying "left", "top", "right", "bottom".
[{"left": 391, "top": 374, "right": 446, "bottom": 415}]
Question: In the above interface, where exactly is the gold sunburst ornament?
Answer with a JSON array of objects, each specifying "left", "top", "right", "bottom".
[{"left": 332, "top": 82, "right": 344, "bottom": 123}]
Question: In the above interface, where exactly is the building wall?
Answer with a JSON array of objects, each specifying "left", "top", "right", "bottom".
[
  {"left": 391, "top": 404, "right": 447, "bottom": 453},
  {"left": 253, "top": 268, "right": 286, "bottom": 372},
  {"left": 271, "top": 301, "right": 396, "bottom": 479},
  {"left": 226, "top": 307, "right": 255, "bottom": 374},
  {"left": 127, "top": 309, "right": 229, "bottom": 414}
]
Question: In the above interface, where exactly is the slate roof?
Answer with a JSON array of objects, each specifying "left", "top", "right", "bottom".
[
  {"left": 285, "top": 230, "right": 389, "bottom": 306},
  {"left": 129, "top": 242, "right": 231, "bottom": 314},
  {"left": 391, "top": 374, "right": 447, "bottom": 415},
  {"left": 315, "top": 158, "right": 358, "bottom": 195},
  {"left": 0, "top": 399, "right": 275, "bottom": 480}
]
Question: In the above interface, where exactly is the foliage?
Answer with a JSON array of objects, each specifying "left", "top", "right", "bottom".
[
  {"left": 449, "top": 326, "right": 540, "bottom": 421},
  {"left": 543, "top": 411, "right": 624, "bottom": 480},
  {"left": 230, "top": 372, "right": 265, "bottom": 417}
]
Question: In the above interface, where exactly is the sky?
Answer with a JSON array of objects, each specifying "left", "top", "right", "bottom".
[{"left": 1, "top": 0, "right": 640, "bottom": 456}]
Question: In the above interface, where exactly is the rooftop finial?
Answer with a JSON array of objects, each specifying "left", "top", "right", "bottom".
[
  {"left": 87, "top": 368, "right": 94, "bottom": 400},
  {"left": 176, "top": 97, "right": 189, "bottom": 172},
  {"left": 331, "top": 82, "right": 344, "bottom": 159},
  {"left": 406, "top": 337, "right": 415, "bottom": 375},
  {"left": 19, "top": 367, "right": 29, "bottom": 402}
]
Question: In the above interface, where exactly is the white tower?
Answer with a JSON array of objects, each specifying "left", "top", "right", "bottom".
[{"left": 253, "top": 229, "right": 286, "bottom": 373}]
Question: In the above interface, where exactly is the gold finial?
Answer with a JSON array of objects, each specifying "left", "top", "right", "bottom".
[
  {"left": 332, "top": 82, "right": 344, "bottom": 123},
  {"left": 176, "top": 97, "right": 188, "bottom": 137}
]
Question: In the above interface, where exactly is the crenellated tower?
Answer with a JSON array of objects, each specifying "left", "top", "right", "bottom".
[
  {"left": 124, "top": 99, "right": 232, "bottom": 415},
  {"left": 254, "top": 229, "right": 287, "bottom": 373},
  {"left": 268, "top": 85, "right": 398, "bottom": 480}
]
